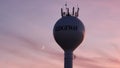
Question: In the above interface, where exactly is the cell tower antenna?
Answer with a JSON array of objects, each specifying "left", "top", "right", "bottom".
[
  {"left": 61, "top": 2, "right": 80, "bottom": 17},
  {"left": 77, "top": 7, "right": 79, "bottom": 17},
  {"left": 72, "top": 7, "right": 75, "bottom": 16},
  {"left": 65, "top": 2, "right": 70, "bottom": 16},
  {"left": 77, "top": 4, "right": 79, "bottom": 17}
]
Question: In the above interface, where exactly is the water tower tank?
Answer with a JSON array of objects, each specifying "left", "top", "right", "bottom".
[
  {"left": 53, "top": 6, "right": 85, "bottom": 68},
  {"left": 53, "top": 9, "right": 85, "bottom": 51}
]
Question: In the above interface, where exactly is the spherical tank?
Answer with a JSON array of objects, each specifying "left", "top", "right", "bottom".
[{"left": 53, "top": 16, "right": 85, "bottom": 51}]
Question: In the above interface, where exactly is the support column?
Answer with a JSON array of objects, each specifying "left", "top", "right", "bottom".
[{"left": 64, "top": 50, "right": 73, "bottom": 68}]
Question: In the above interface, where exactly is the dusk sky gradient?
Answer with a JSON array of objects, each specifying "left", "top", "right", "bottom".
[{"left": 0, "top": 0, "right": 120, "bottom": 68}]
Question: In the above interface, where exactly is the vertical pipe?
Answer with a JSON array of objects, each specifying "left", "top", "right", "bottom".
[{"left": 64, "top": 50, "right": 73, "bottom": 68}]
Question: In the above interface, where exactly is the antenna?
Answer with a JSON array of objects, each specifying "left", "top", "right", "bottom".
[
  {"left": 77, "top": 4, "right": 79, "bottom": 17},
  {"left": 61, "top": 8, "right": 63, "bottom": 17},
  {"left": 65, "top": 2, "right": 70, "bottom": 16},
  {"left": 72, "top": 7, "right": 75, "bottom": 16},
  {"left": 61, "top": 3, "right": 80, "bottom": 17},
  {"left": 75, "top": 8, "right": 79, "bottom": 17},
  {"left": 66, "top": 8, "right": 70, "bottom": 16}
]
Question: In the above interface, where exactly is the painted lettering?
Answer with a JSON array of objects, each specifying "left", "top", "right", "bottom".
[{"left": 55, "top": 25, "right": 77, "bottom": 31}]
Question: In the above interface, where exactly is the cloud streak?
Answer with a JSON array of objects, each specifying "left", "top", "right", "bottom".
[{"left": 0, "top": 0, "right": 120, "bottom": 68}]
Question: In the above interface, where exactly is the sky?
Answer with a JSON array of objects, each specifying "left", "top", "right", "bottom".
[{"left": 0, "top": 0, "right": 120, "bottom": 68}]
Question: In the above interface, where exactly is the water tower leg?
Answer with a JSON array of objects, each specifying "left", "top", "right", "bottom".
[{"left": 64, "top": 50, "right": 73, "bottom": 68}]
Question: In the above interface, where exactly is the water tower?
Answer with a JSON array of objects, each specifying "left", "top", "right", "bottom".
[{"left": 53, "top": 5, "right": 85, "bottom": 68}]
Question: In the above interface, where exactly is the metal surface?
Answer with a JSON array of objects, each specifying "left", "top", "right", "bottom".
[
  {"left": 64, "top": 50, "right": 73, "bottom": 68},
  {"left": 53, "top": 6, "right": 85, "bottom": 68},
  {"left": 53, "top": 16, "right": 85, "bottom": 51}
]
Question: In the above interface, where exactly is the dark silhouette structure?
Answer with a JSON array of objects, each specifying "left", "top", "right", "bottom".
[
  {"left": 61, "top": 6, "right": 79, "bottom": 17},
  {"left": 53, "top": 4, "right": 85, "bottom": 68}
]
